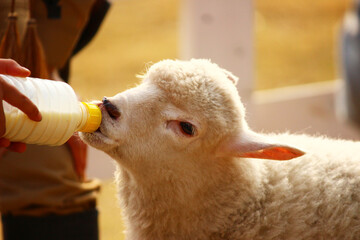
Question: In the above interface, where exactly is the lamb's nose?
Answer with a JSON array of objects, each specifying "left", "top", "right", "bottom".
[{"left": 102, "top": 97, "right": 121, "bottom": 119}]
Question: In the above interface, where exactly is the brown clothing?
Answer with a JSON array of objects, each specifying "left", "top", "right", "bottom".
[
  {"left": 0, "top": 0, "right": 95, "bottom": 70},
  {"left": 0, "top": 0, "right": 101, "bottom": 216},
  {"left": 0, "top": 145, "right": 100, "bottom": 216}
]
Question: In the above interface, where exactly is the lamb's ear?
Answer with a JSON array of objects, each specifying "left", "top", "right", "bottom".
[
  {"left": 223, "top": 69, "right": 239, "bottom": 85},
  {"left": 216, "top": 130, "right": 305, "bottom": 160}
]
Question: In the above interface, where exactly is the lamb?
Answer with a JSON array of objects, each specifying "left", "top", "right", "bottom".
[{"left": 80, "top": 59, "right": 360, "bottom": 240}]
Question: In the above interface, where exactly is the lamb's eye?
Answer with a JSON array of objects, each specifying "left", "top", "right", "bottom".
[{"left": 180, "top": 122, "right": 195, "bottom": 136}]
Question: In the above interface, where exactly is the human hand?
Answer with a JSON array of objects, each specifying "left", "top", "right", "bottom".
[{"left": 0, "top": 59, "right": 42, "bottom": 152}]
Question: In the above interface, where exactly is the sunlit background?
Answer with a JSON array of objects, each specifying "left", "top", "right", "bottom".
[
  {"left": 69, "top": 0, "right": 353, "bottom": 239},
  {"left": 0, "top": 1, "right": 355, "bottom": 239},
  {"left": 71, "top": 0, "right": 180, "bottom": 101},
  {"left": 71, "top": 0, "right": 351, "bottom": 100}
]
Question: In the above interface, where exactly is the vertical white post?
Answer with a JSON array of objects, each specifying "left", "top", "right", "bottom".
[{"left": 180, "top": 0, "right": 254, "bottom": 106}]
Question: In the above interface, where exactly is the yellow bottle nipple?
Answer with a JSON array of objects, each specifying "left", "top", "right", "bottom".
[{"left": 78, "top": 102, "right": 102, "bottom": 132}]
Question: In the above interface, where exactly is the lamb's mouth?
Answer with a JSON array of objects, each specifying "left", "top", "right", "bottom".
[
  {"left": 81, "top": 98, "right": 119, "bottom": 148},
  {"left": 91, "top": 127, "right": 108, "bottom": 140},
  {"left": 80, "top": 126, "right": 114, "bottom": 148},
  {"left": 93, "top": 127, "right": 110, "bottom": 142}
]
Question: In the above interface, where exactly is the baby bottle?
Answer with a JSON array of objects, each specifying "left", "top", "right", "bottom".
[{"left": 1, "top": 74, "right": 101, "bottom": 146}]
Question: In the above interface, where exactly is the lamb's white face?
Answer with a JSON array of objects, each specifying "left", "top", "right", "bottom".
[
  {"left": 83, "top": 84, "right": 198, "bottom": 168},
  {"left": 80, "top": 59, "right": 245, "bottom": 172},
  {"left": 81, "top": 59, "right": 304, "bottom": 175}
]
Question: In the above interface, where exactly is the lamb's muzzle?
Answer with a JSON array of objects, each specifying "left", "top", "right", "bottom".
[{"left": 102, "top": 97, "right": 121, "bottom": 119}]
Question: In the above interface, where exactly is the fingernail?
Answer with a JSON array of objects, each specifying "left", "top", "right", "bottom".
[
  {"left": 21, "top": 66, "right": 30, "bottom": 71},
  {"left": 36, "top": 112, "right": 42, "bottom": 121},
  {"left": 21, "top": 67, "right": 31, "bottom": 76}
]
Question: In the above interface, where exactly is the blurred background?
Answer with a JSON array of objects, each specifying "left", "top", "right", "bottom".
[
  {"left": 68, "top": 0, "right": 358, "bottom": 239},
  {"left": 71, "top": 0, "right": 351, "bottom": 98},
  {"left": 71, "top": 0, "right": 180, "bottom": 100},
  {"left": 0, "top": 0, "right": 356, "bottom": 239}
]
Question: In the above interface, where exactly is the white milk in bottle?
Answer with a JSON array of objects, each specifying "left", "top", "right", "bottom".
[{"left": 1, "top": 74, "right": 101, "bottom": 146}]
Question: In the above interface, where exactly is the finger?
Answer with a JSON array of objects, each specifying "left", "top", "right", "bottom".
[
  {"left": 1, "top": 79, "right": 42, "bottom": 122},
  {"left": 0, "top": 94, "right": 5, "bottom": 136},
  {"left": 8, "top": 142, "right": 27, "bottom": 153},
  {"left": 0, "top": 138, "right": 10, "bottom": 147},
  {"left": 0, "top": 59, "right": 30, "bottom": 77}
]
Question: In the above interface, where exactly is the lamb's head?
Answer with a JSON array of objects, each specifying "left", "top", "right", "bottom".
[{"left": 80, "top": 59, "right": 304, "bottom": 175}]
